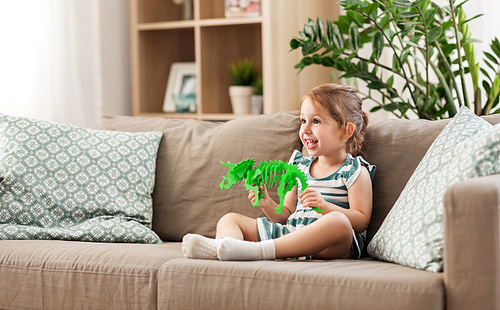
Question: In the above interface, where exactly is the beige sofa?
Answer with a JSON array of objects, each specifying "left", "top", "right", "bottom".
[{"left": 1, "top": 111, "right": 499, "bottom": 310}]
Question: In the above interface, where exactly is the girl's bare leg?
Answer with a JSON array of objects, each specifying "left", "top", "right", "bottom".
[
  {"left": 216, "top": 213, "right": 259, "bottom": 242},
  {"left": 217, "top": 211, "right": 354, "bottom": 261},
  {"left": 274, "top": 211, "right": 354, "bottom": 259}
]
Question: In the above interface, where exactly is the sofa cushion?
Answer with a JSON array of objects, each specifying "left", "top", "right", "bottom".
[
  {"left": 368, "top": 107, "right": 500, "bottom": 272},
  {"left": 157, "top": 258, "right": 443, "bottom": 310},
  {"left": 0, "top": 114, "right": 162, "bottom": 243},
  {"left": 0, "top": 240, "right": 184, "bottom": 309},
  {"left": 101, "top": 112, "right": 302, "bottom": 241}
]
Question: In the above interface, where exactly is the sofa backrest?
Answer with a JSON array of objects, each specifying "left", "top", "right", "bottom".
[
  {"left": 102, "top": 112, "right": 302, "bottom": 241},
  {"left": 102, "top": 111, "right": 500, "bottom": 243}
]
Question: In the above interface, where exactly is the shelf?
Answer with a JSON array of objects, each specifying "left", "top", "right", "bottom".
[
  {"left": 137, "top": 20, "right": 196, "bottom": 31},
  {"left": 198, "top": 17, "right": 263, "bottom": 27},
  {"left": 137, "top": 112, "right": 258, "bottom": 121},
  {"left": 136, "top": 17, "right": 263, "bottom": 31}
]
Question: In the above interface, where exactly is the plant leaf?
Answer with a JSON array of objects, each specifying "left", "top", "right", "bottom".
[
  {"left": 460, "top": 13, "right": 484, "bottom": 26},
  {"left": 332, "top": 23, "right": 344, "bottom": 49},
  {"left": 403, "top": 40, "right": 425, "bottom": 50},
  {"left": 304, "top": 24, "right": 316, "bottom": 43},
  {"left": 393, "top": 0, "right": 412, "bottom": 9},
  {"left": 392, "top": 54, "right": 401, "bottom": 71},
  {"left": 326, "top": 19, "right": 334, "bottom": 46},
  {"left": 348, "top": 22, "right": 360, "bottom": 52},
  {"left": 367, "top": 81, "right": 386, "bottom": 90},
  {"left": 490, "top": 37, "right": 500, "bottom": 58},
  {"left": 483, "top": 80, "right": 491, "bottom": 94},
  {"left": 481, "top": 68, "right": 493, "bottom": 83},
  {"left": 301, "top": 43, "right": 314, "bottom": 56},
  {"left": 484, "top": 52, "right": 499, "bottom": 65},
  {"left": 398, "top": 11, "right": 420, "bottom": 18},
  {"left": 484, "top": 59, "right": 496, "bottom": 72},
  {"left": 316, "top": 17, "right": 324, "bottom": 44},
  {"left": 387, "top": 75, "right": 394, "bottom": 87},
  {"left": 371, "top": 32, "right": 384, "bottom": 60},
  {"left": 290, "top": 38, "right": 301, "bottom": 50},
  {"left": 321, "top": 55, "right": 335, "bottom": 67},
  {"left": 312, "top": 54, "right": 321, "bottom": 64},
  {"left": 428, "top": 26, "right": 442, "bottom": 42},
  {"left": 365, "top": 2, "right": 380, "bottom": 16}
]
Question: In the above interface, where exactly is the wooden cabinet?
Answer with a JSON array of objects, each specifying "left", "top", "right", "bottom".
[{"left": 130, "top": 0, "right": 338, "bottom": 120}]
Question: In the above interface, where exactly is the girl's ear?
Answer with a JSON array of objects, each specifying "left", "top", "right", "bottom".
[{"left": 343, "top": 122, "right": 355, "bottom": 139}]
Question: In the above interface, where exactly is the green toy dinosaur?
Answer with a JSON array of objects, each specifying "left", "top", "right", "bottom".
[{"left": 220, "top": 159, "right": 323, "bottom": 214}]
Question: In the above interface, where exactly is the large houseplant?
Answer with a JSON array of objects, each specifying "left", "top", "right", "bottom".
[{"left": 289, "top": 0, "right": 500, "bottom": 120}]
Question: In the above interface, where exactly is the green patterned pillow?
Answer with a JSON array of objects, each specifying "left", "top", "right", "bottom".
[
  {"left": 0, "top": 114, "right": 163, "bottom": 243},
  {"left": 367, "top": 106, "right": 500, "bottom": 272}
]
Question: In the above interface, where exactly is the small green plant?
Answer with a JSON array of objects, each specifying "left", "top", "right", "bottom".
[
  {"left": 253, "top": 78, "right": 263, "bottom": 95},
  {"left": 229, "top": 58, "right": 259, "bottom": 86}
]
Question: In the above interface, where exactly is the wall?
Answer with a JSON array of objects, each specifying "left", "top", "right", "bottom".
[{"left": 99, "top": 0, "right": 132, "bottom": 118}]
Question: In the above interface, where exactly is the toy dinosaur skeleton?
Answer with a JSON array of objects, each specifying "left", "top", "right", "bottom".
[{"left": 220, "top": 159, "right": 323, "bottom": 214}]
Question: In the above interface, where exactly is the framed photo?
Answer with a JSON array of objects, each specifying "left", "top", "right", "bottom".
[{"left": 163, "top": 62, "right": 197, "bottom": 112}]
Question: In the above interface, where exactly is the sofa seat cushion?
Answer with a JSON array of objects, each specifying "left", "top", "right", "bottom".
[
  {"left": 0, "top": 240, "right": 183, "bottom": 309},
  {"left": 158, "top": 258, "right": 443, "bottom": 310}
]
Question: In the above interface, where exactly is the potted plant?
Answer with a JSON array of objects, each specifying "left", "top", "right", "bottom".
[
  {"left": 228, "top": 58, "right": 259, "bottom": 114},
  {"left": 251, "top": 78, "right": 264, "bottom": 114},
  {"left": 289, "top": 0, "right": 500, "bottom": 120}
]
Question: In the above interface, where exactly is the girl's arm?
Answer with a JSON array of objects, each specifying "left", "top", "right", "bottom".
[
  {"left": 249, "top": 186, "right": 297, "bottom": 225},
  {"left": 299, "top": 167, "right": 372, "bottom": 233}
]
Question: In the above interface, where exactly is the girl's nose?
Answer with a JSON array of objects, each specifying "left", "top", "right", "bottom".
[{"left": 302, "top": 122, "right": 312, "bottom": 132}]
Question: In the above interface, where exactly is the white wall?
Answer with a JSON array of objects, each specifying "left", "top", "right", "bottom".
[{"left": 99, "top": 0, "right": 131, "bottom": 118}]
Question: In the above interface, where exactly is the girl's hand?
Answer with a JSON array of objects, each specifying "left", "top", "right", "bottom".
[
  {"left": 298, "top": 188, "right": 326, "bottom": 212},
  {"left": 248, "top": 185, "right": 271, "bottom": 209}
]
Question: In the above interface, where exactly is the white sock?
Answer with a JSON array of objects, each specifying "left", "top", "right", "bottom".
[
  {"left": 182, "top": 234, "right": 222, "bottom": 260},
  {"left": 217, "top": 237, "right": 276, "bottom": 261}
]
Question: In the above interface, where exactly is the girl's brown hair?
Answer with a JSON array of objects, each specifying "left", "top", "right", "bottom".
[{"left": 300, "top": 83, "right": 368, "bottom": 156}]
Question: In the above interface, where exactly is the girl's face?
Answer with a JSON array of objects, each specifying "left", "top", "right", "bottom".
[{"left": 299, "top": 98, "right": 346, "bottom": 158}]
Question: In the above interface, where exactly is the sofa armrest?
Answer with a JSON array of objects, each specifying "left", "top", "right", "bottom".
[{"left": 443, "top": 174, "right": 500, "bottom": 310}]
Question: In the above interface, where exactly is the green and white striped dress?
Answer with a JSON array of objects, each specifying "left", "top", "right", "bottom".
[{"left": 257, "top": 150, "right": 376, "bottom": 259}]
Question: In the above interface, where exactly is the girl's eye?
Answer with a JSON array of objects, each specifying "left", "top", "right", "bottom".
[{"left": 313, "top": 119, "right": 321, "bottom": 124}]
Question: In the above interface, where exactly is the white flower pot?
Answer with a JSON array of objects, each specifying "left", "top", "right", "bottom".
[
  {"left": 251, "top": 95, "right": 263, "bottom": 114},
  {"left": 229, "top": 85, "right": 255, "bottom": 114}
]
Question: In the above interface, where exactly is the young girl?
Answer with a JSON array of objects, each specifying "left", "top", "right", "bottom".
[{"left": 182, "top": 83, "right": 375, "bottom": 261}]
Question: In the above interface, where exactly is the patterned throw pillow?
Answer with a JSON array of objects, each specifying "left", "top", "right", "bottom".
[
  {"left": 0, "top": 114, "right": 163, "bottom": 243},
  {"left": 367, "top": 107, "right": 500, "bottom": 272}
]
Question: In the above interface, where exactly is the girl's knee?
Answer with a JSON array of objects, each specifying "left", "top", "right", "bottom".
[
  {"left": 217, "top": 212, "right": 240, "bottom": 227},
  {"left": 323, "top": 211, "right": 352, "bottom": 231},
  {"left": 216, "top": 213, "right": 258, "bottom": 241},
  {"left": 217, "top": 213, "right": 254, "bottom": 230}
]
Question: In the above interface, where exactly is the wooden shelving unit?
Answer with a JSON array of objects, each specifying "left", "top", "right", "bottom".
[{"left": 130, "top": 0, "right": 338, "bottom": 121}]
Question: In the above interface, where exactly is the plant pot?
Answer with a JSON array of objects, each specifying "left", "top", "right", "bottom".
[
  {"left": 251, "top": 95, "right": 263, "bottom": 114},
  {"left": 229, "top": 85, "right": 255, "bottom": 114}
]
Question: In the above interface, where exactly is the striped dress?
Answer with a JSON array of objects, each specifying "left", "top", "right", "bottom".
[{"left": 256, "top": 150, "right": 376, "bottom": 259}]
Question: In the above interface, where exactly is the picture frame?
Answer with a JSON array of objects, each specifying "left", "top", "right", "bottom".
[{"left": 163, "top": 62, "right": 197, "bottom": 113}]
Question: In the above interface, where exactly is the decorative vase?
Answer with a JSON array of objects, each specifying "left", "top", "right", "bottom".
[{"left": 229, "top": 85, "right": 255, "bottom": 114}]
